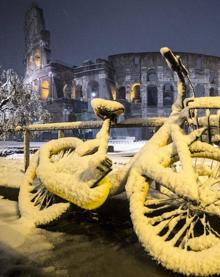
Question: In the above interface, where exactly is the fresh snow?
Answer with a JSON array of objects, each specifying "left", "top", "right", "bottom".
[{"left": 0, "top": 157, "right": 24, "bottom": 188}]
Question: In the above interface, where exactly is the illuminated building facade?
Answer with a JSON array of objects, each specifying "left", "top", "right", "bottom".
[{"left": 24, "top": 3, "right": 220, "bottom": 138}]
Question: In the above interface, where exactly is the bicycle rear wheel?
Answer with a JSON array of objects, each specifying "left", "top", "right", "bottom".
[{"left": 19, "top": 137, "right": 112, "bottom": 226}]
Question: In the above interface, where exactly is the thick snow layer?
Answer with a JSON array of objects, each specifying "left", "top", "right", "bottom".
[
  {"left": 0, "top": 197, "right": 69, "bottom": 276},
  {"left": 0, "top": 158, "right": 24, "bottom": 188}
]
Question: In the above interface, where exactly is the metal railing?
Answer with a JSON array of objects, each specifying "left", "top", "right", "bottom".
[{"left": 16, "top": 117, "right": 167, "bottom": 171}]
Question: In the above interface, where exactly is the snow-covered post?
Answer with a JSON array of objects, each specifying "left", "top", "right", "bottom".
[
  {"left": 58, "top": 129, "right": 65, "bottom": 138},
  {"left": 24, "top": 129, "right": 30, "bottom": 171}
]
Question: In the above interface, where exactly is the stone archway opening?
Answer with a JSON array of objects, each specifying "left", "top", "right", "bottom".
[
  {"left": 147, "top": 85, "right": 158, "bottom": 106},
  {"left": 130, "top": 83, "right": 141, "bottom": 103},
  {"left": 210, "top": 87, "right": 218, "bottom": 96},
  {"left": 118, "top": 86, "right": 126, "bottom": 100},
  {"left": 41, "top": 79, "right": 49, "bottom": 100},
  {"left": 34, "top": 48, "right": 41, "bottom": 68},
  {"left": 163, "top": 83, "right": 174, "bottom": 106},
  {"left": 110, "top": 85, "right": 117, "bottom": 100}
]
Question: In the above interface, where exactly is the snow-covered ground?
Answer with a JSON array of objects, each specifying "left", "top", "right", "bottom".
[
  {"left": 0, "top": 197, "right": 69, "bottom": 276},
  {"left": 109, "top": 140, "right": 145, "bottom": 155},
  {"left": 0, "top": 141, "right": 43, "bottom": 148},
  {"left": 0, "top": 157, "right": 24, "bottom": 188}
]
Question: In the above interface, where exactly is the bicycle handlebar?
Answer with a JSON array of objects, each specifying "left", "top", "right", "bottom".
[
  {"left": 160, "top": 47, "right": 195, "bottom": 97},
  {"left": 160, "top": 47, "right": 188, "bottom": 78}
]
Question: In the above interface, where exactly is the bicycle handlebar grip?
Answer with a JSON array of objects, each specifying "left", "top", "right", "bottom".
[{"left": 160, "top": 47, "right": 181, "bottom": 73}]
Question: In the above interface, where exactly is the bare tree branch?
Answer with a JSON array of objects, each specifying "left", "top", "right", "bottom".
[
  {"left": 0, "top": 68, "right": 51, "bottom": 139},
  {"left": 0, "top": 96, "right": 10, "bottom": 109}
]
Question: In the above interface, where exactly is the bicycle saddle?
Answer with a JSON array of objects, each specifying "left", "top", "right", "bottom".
[{"left": 91, "top": 98, "right": 125, "bottom": 120}]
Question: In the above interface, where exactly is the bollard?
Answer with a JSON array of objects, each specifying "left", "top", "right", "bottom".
[
  {"left": 24, "top": 129, "right": 30, "bottom": 171},
  {"left": 58, "top": 129, "right": 65, "bottom": 138}
]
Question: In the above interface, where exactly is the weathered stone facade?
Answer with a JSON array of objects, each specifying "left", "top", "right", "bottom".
[
  {"left": 24, "top": 4, "right": 220, "bottom": 138},
  {"left": 109, "top": 52, "right": 220, "bottom": 118}
]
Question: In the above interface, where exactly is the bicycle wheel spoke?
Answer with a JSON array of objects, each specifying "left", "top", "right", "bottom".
[
  {"left": 169, "top": 216, "right": 195, "bottom": 246},
  {"left": 145, "top": 204, "right": 173, "bottom": 213},
  {"left": 33, "top": 189, "right": 45, "bottom": 205},
  {"left": 181, "top": 217, "right": 199, "bottom": 249},
  {"left": 147, "top": 207, "right": 187, "bottom": 226},
  {"left": 38, "top": 191, "right": 48, "bottom": 209},
  {"left": 206, "top": 221, "right": 220, "bottom": 238}
]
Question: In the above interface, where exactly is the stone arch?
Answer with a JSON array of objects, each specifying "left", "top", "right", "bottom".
[
  {"left": 195, "top": 84, "right": 205, "bottom": 97},
  {"left": 34, "top": 48, "right": 41, "bottom": 68},
  {"left": 41, "top": 79, "right": 49, "bottom": 100},
  {"left": 163, "top": 83, "right": 174, "bottom": 106},
  {"left": 147, "top": 68, "right": 157, "bottom": 82},
  {"left": 147, "top": 85, "right": 158, "bottom": 106},
  {"left": 210, "top": 87, "right": 218, "bottom": 96},
  {"left": 109, "top": 84, "right": 117, "bottom": 100},
  {"left": 118, "top": 86, "right": 126, "bottom": 100},
  {"left": 87, "top": 80, "right": 99, "bottom": 101},
  {"left": 130, "top": 83, "right": 141, "bottom": 103}
]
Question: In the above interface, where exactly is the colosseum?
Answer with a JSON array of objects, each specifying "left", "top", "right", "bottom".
[{"left": 24, "top": 3, "right": 220, "bottom": 138}]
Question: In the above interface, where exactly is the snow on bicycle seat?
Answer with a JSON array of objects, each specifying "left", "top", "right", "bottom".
[{"left": 91, "top": 98, "right": 124, "bottom": 120}]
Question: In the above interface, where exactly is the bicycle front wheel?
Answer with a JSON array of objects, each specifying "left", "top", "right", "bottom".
[{"left": 126, "top": 143, "right": 220, "bottom": 276}]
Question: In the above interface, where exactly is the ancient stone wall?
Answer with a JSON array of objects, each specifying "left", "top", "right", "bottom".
[{"left": 109, "top": 52, "right": 220, "bottom": 118}]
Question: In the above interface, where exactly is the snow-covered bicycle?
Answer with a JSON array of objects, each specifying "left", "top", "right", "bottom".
[
  {"left": 18, "top": 48, "right": 220, "bottom": 276},
  {"left": 126, "top": 48, "right": 220, "bottom": 276}
]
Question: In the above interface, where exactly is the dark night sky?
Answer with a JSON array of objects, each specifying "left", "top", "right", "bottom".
[{"left": 0, "top": 0, "right": 220, "bottom": 74}]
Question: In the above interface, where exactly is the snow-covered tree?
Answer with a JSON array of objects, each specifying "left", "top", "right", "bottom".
[{"left": 0, "top": 69, "right": 50, "bottom": 139}]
